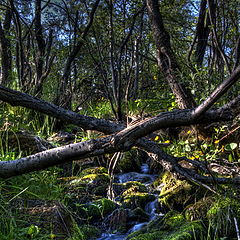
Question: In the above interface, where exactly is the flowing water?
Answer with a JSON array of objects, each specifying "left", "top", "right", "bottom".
[{"left": 96, "top": 163, "right": 161, "bottom": 240}]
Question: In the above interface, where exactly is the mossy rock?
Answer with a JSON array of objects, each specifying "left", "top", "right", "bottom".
[
  {"left": 114, "top": 181, "right": 147, "bottom": 196},
  {"left": 117, "top": 149, "right": 141, "bottom": 172},
  {"left": 77, "top": 198, "right": 117, "bottom": 222},
  {"left": 128, "top": 211, "right": 204, "bottom": 240},
  {"left": 66, "top": 170, "right": 110, "bottom": 201},
  {"left": 80, "top": 166, "right": 108, "bottom": 176},
  {"left": 185, "top": 196, "right": 214, "bottom": 221},
  {"left": 158, "top": 171, "right": 208, "bottom": 211},
  {"left": 129, "top": 207, "right": 149, "bottom": 222},
  {"left": 206, "top": 197, "right": 240, "bottom": 238},
  {"left": 73, "top": 224, "right": 101, "bottom": 240},
  {"left": 123, "top": 192, "right": 155, "bottom": 209}
]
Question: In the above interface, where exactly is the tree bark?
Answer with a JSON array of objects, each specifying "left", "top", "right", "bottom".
[
  {"left": 146, "top": 0, "right": 196, "bottom": 109},
  {"left": 34, "top": 0, "right": 46, "bottom": 96},
  {"left": 0, "top": 9, "right": 12, "bottom": 86},
  {"left": 194, "top": 0, "right": 212, "bottom": 66}
]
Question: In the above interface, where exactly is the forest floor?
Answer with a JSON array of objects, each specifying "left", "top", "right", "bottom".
[{"left": 0, "top": 125, "right": 239, "bottom": 240}]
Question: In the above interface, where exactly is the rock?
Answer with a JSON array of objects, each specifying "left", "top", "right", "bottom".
[
  {"left": 1, "top": 130, "right": 53, "bottom": 154},
  {"left": 77, "top": 198, "right": 117, "bottom": 223},
  {"left": 113, "top": 181, "right": 147, "bottom": 196},
  {"left": 65, "top": 167, "right": 110, "bottom": 201},
  {"left": 105, "top": 208, "right": 129, "bottom": 232},
  {"left": 129, "top": 207, "right": 149, "bottom": 222},
  {"left": 13, "top": 199, "right": 73, "bottom": 239},
  {"left": 122, "top": 192, "right": 155, "bottom": 209},
  {"left": 156, "top": 171, "right": 209, "bottom": 211},
  {"left": 77, "top": 225, "right": 101, "bottom": 239},
  {"left": 117, "top": 150, "right": 142, "bottom": 173},
  {"left": 127, "top": 210, "right": 204, "bottom": 240}
]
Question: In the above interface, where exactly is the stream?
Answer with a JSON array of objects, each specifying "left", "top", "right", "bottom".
[{"left": 97, "top": 163, "right": 161, "bottom": 240}]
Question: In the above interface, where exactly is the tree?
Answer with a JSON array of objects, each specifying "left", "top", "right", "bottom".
[
  {"left": 0, "top": 0, "right": 240, "bottom": 192},
  {"left": 146, "top": 0, "right": 196, "bottom": 109},
  {"left": 0, "top": 66, "right": 240, "bottom": 188}
]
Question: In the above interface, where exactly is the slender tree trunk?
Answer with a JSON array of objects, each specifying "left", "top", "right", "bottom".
[
  {"left": 0, "top": 9, "right": 12, "bottom": 86},
  {"left": 34, "top": 0, "right": 46, "bottom": 96},
  {"left": 194, "top": 0, "right": 211, "bottom": 66},
  {"left": 146, "top": 0, "right": 196, "bottom": 109}
]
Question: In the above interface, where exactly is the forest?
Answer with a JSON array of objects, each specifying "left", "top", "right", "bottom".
[{"left": 0, "top": 0, "right": 240, "bottom": 239}]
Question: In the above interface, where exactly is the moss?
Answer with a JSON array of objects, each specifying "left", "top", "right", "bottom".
[
  {"left": 71, "top": 224, "right": 101, "bottom": 240},
  {"left": 80, "top": 166, "right": 108, "bottom": 176},
  {"left": 162, "top": 211, "right": 186, "bottom": 228},
  {"left": 78, "top": 198, "right": 117, "bottom": 221},
  {"left": 67, "top": 171, "right": 110, "bottom": 201},
  {"left": 118, "top": 150, "right": 141, "bottom": 172},
  {"left": 113, "top": 181, "right": 147, "bottom": 196},
  {"left": 158, "top": 171, "right": 207, "bottom": 211},
  {"left": 206, "top": 197, "right": 240, "bottom": 238},
  {"left": 123, "top": 181, "right": 147, "bottom": 189},
  {"left": 128, "top": 211, "right": 204, "bottom": 240},
  {"left": 122, "top": 184, "right": 148, "bottom": 196},
  {"left": 80, "top": 173, "right": 110, "bottom": 182},
  {"left": 128, "top": 221, "right": 203, "bottom": 240},
  {"left": 123, "top": 192, "right": 155, "bottom": 209}
]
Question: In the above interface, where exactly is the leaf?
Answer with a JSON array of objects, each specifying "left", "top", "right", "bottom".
[
  {"left": 225, "top": 143, "right": 238, "bottom": 151},
  {"left": 185, "top": 144, "right": 191, "bottom": 152},
  {"left": 229, "top": 143, "right": 238, "bottom": 150}
]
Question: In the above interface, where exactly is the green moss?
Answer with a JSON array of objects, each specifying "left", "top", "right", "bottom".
[
  {"left": 163, "top": 211, "right": 186, "bottom": 228},
  {"left": 78, "top": 198, "right": 116, "bottom": 221},
  {"left": 67, "top": 170, "right": 110, "bottom": 200},
  {"left": 206, "top": 197, "right": 240, "bottom": 238},
  {"left": 70, "top": 224, "right": 101, "bottom": 240},
  {"left": 158, "top": 171, "right": 205, "bottom": 211},
  {"left": 118, "top": 150, "right": 141, "bottom": 172},
  {"left": 128, "top": 221, "right": 203, "bottom": 240},
  {"left": 123, "top": 181, "right": 147, "bottom": 189},
  {"left": 81, "top": 173, "right": 109, "bottom": 182},
  {"left": 123, "top": 192, "right": 155, "bottom": 209},
  {"left": 122, "top": 184, "right": 148, "bottom": 196},
  {"left": 80, "top": 166, "right": 108, "bottom": 175},
  {"left": 128, "top": 211, "right": 204, "bottom": 240}
]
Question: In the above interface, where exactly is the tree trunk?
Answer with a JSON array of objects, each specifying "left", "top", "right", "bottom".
[
  {"left": 194, "top": 0, "right": 212, "bottom": 66},
  {"left": 0, "top": 9, "right": 12, "bottom": 86},
  {"left": 146, "top": 0, "right": 196, "bottom": 109}
]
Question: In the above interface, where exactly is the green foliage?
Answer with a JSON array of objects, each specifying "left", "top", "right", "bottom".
[
  {"left": 0, "top": 105, "right": 54, "bottom": 138},
  {"left": 0, "top": 140, "right": 65, "bottom": 239},
  {"left": 206, "top": 197, "right": 240, "bottom": 239},
  {"left": 83, "top": 100, "right": 114, "bottom": 119},
  {"left": 77, "top": 198, "right": 116, "bottom": 221}
]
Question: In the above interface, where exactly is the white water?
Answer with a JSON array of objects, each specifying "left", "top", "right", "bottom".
[
  {"left": 140, "top": 163, "right": 149, "bottom": 174},
  {"left": 128, "top": 222, "right": 148, "bottom": 233},
  {"left": 96, "top": 163, "right": 161, "bottom": 240}
]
